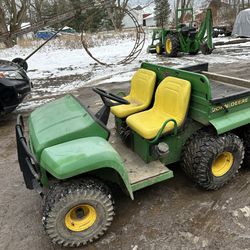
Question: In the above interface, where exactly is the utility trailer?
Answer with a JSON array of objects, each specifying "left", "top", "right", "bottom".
[
  {"left": 16, "top": 63, "right": 250, "bottom": 247},
  {"left": 213, "top": 25, "right": 233, "bottom": 38}
]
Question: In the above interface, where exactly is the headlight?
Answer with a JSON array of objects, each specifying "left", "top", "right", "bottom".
[{"left": 0, "top": 71, "right": 23, "bottom": 80}]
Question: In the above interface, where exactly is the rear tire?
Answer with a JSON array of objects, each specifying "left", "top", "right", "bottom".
[
  {"left": 165, "top": 34, "right": 179, "bottom": 57},
  {"left": 200, "top": 43, "right": 213, "bottom": 55},
  {"left": 181, "top": 130, "right": 244, "bottom": 190},
  {"left": 242, "top": 126, "right": 250, "bottom": 166},
  {"left": 43, "top": 178, "right": 115, "bottom": 247},
  {"left": 189, "top": 49, "right": 199, "bottom": 55}
]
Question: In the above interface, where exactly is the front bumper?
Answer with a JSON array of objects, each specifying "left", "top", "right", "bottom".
[
  {"left": 16, "top": 115, "right": 43, "bottom": 194},
  {"left": 0, "top": 78, "right": 32, "bottom": 114}
]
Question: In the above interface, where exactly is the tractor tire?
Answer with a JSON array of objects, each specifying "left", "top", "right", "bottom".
[
  {"left": 181, "top": 130, "right": 244, "bottom": 190},
  {"left": 165, "top": 34, "right": 180, "bottom": 57},
  {"left": 200, "top": 43, "right": 213, "bottom": 55},
  {"left": 189, "top": 49, "right": 199, "bottom": 55},
  {"left": 242, "top": 125, "right": 250, "bottom": 166},
  {"left": 156, "top": 43, "right": 163, "bottom": 55},
  {"left": 42, "top": 178, "right": 115, "bottom": 247}
]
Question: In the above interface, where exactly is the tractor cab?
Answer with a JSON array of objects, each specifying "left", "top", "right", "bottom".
[
  {"left": 176, "top": 8, "right": 199, "bottom": 40},
  {"left": 179, "top": 24, "right": 197, "bottom": 39}
]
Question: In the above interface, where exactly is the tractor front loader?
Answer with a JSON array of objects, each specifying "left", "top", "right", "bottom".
[{"left": 148, "top": 8, "right": 214, "bottom": 57}]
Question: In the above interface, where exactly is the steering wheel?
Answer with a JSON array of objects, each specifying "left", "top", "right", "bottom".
[{"left": 93, "top": 87, "right": 129, "bottom": 106}]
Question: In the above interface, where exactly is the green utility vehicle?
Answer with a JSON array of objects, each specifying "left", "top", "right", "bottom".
[
  {"left": 16, "top": 63, "right": 250, "bottom": 247},
  {"left": 148, "top": 8, "right": 213, "bottom": 56}
]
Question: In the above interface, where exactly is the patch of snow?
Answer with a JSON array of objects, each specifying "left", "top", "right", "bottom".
[
  {"left": 239, "top": 206, "right": 250, "bottom": 217},
  {"left": 232, "top": 210, "right": 239, "bottom": 217},
  {"left": 17, "top": 98, "right": 55, "bottom": 111},
  {"left": 131, "top": 245, "right": 138, "bottom": 250}
]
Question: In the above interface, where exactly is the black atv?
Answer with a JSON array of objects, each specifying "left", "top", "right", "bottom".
[{"left": 0, "top": 59, "right": 31, "bottom": 116}]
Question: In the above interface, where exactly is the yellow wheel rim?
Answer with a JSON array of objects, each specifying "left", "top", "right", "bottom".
[
  {"left": 211, "top": 152, "right": 234, "bottom": 177},
  {"left": 65, "top": 204, "right": 97, "bottom": 232},
  {"left": 166, "top": 39, "right": 172, "bottom": 54},
  {"left": 156, "top": 44, "right": 161, "bottom": 54}
]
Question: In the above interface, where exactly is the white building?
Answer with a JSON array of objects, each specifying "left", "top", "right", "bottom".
[
  {"left": 143, "top": 14, "right": 156, "bottom": 27},
  {"left": 122, "top": 8, "right": 143, "bottom": 28},
  {"left": 122, "top": 3, "right": 157, "bottom": 28}
]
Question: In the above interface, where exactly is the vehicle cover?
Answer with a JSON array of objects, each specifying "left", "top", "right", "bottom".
[{"left": 232, "top": 8, "right": 250, "bottom": 37}]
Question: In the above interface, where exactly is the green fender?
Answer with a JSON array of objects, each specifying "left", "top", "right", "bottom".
[
  {"left": 210, "top": 107, "right": 250, "bottom": 134},
  {"left": 40, "top": 137, "right": 134, "bottom": 199}
]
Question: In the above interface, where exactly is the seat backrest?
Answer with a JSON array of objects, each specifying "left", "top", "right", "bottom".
[
  {"left": 152, "top": 76, "right": 191, "bottom": 123},
  {"left": 129, "top": 69, "right": 156, "bottom": 105}
]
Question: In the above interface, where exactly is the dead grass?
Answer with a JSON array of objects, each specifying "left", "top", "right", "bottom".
[
  {"left": 6, "top": 29, "right": 138, "bottom": 50},
  {"left": 17, "top": 37, "right": 39, "bottom": 47}
]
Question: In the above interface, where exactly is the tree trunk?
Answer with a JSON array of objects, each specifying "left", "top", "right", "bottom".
[
  {"left": 0, "top": 7, "right": 14, "bottom": 48},
  {"left": 3, "top": 38, "right": 15, "bottom": 48},
  {"left": 1, "top": 0, "right": 28, "bottom": 48}
]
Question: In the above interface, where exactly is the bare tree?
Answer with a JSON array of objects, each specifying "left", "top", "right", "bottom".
[
  {"left": 0, "top": 0, "right": 28, "bottom": 48},
  {"left": 105, "top": 0, "right": 129, "bottom": 31},
  {"left": 29, "top": 0, "right": 45, "bottom": 21},
  {"left": 172, "top": 0, "right": 193, "bottom": 24}
]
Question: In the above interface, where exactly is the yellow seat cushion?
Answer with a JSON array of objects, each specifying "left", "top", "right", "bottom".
[
  {"left": 111, "top": 69, "right": 156, "bottom": 118},
  {"left": 126, "top": 77, "right": 191, "bottom": 139}
]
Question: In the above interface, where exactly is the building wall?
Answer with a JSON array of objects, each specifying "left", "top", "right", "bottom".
[
  {"left": 144, "top": 17, "right": 156, "bottom": 27},
  {"left": 122, "top": 10, "right": 143, "bottom": 28}
]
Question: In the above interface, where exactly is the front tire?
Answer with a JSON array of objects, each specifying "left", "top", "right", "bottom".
[
  {"left": 181, "top": 130, "right": 244, "bottom": 190},
  {"left": 155, "top": 43, "right": 163, "bottom": 55},
  {"left": 43, "top": 178, "right": 115, "bottom": 247}
]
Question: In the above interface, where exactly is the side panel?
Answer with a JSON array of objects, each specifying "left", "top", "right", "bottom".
[
  {"left": 40, "top": 137, "right": 133, "bottom": 199},
  {"left": 132, "top": 119, "right": 203, "bottom": 164},
  {"left": 161, "top": 120, "right": 203, "bottom": 165}
]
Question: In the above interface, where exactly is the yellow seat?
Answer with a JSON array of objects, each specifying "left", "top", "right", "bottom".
[
  {"left": 110, "top": 69, "right": 156, "bottom": 118},
  {"left": 126, "top": 77, "right": 191, "bottom": 139}
]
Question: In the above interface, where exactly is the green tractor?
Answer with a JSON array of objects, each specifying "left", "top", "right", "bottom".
[
  {"left": 16, "top": 62, "right": 250, "bottom": 247},
  {"left": 148, "top": 8, "right": 213, "bottom": 56}
]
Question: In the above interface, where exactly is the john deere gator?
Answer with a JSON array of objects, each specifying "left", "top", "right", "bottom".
[{"left": 16, "top": 62, "right": 250, "bottom": 247}]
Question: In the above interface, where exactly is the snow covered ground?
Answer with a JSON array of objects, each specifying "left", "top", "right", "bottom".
[{"left": 1, "top": 34, "right": 250, "bottom": 111}]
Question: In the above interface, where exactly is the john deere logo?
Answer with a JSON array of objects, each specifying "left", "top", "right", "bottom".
[{"left": 212, "top": 98, "right": 248, "bottom": 113}]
